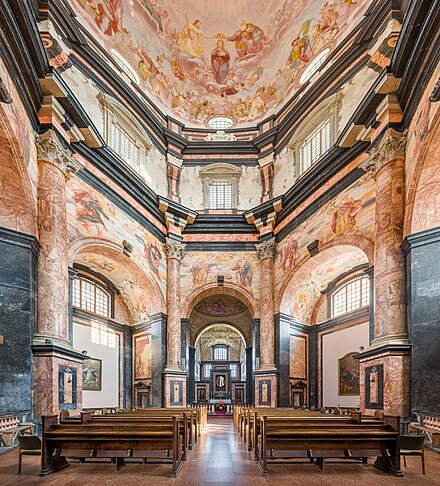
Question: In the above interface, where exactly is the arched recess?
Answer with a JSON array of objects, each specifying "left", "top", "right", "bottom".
[
  {"left": 405, "top": 108, "right": 440, "bottom": 235},
  {"left": 68, "top": 236, "right": 166, "bottom": 319},
  {"left": 277, "top": 242, "right": 371, "bottom": 322},
  {"left": 192, "top": 320, "right": 250, "bottom": 348},
  {"left": 0, "top": 104, "right": 37, "bottom": 236},
  {"left": 182, "top": 281, "right": 258, "bottom": 320},
  {"left": 195, "top": 323, "right": 247, "bottom": 348}
]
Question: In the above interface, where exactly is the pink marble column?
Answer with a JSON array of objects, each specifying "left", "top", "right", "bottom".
[
  {"left": 255, "top": 237, "right": 277, "bottom": 407},
  {"left": 358, "top": 129, "right": 409, "bottom": 417},
  {"left": 163, "top": 237, "right": 186, "bottom": 407},
  {"left": 35, "top": 129, "right": 82, "bottom": 346}
]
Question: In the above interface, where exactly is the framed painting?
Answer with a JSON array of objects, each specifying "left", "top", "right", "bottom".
[
  {"left": 290, "top": 335, "right": 306, "bottom": 378},
  {"left": 338, "top": 352, "right": 360, "bottom": 396},
  {"left": 134, "top": 334, "right": 152, "bottom": 380},
  {"left": 82, "top": 358, "right": 102, "bottom": 391}
]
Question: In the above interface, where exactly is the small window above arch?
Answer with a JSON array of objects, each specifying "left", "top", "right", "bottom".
[
  {"left": 72, "top": 276, "right": 111, "bottom": 318},
  {"left": 331, "top": 276, "right": 369, "bottom": 318},
  {"left": 200, "top": 164, "right": 241, "bottom": 211}
]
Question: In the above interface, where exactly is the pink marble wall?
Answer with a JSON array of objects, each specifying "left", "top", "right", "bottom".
[
  {"left": 167, "top": 257, "right": 182, "bottom": 367},
  {"left": 259, "top": 256, "right": 275, "bottom": 367},
  {"left": 164, "top": 374, "right": 187, "bottom": 408},
  {"left": 254, "top": 374, "right": 277, "bottom": 408}
]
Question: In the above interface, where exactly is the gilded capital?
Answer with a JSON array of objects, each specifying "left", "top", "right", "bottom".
[
  {"left": 36, "top": 129, "right": 82, "bottom": 177},
  {"left": 255, "top": 237, "right": 277, "bottom": 261},
  {"left": 164, "top": 237, "right": 186, "bottom": 262},
  {"left": 359, "top": 129, "right": 407, "bottom": 175}
]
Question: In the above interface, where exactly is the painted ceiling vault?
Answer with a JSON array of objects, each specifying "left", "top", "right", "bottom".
[{"left": 69, "top": 0, "right": 372, "bottom": 127}]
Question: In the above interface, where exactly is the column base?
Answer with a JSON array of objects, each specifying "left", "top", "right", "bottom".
[
  {"left": 254, "top": 372, "right": 278, "bottom": 407},
  {"left": 164, "top": 372, "right": 187, "bottom": 407},
  {"left": 32, "top": 343, "right": 86, "bottom": 419},
  {"left": 357, "top": 343, "right": 411, "bottom": 418}
]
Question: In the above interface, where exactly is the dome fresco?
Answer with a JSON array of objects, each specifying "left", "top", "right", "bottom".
[{"left": 69, "top": 0, "right": 372, "bottom": 127}]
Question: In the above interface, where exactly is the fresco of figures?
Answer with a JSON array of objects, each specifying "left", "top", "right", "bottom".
[
  {"left": 181, "top": 251, "right": 260, "bottom": 302},
  {"left": 69, "top": 0, "right": 370, "bottom": 126},
  {"left": 66, "top": 177, "right": 166, "bottom": 319},
  {"left": 276, "top": 175, "right": 375, "bottom": 321}
]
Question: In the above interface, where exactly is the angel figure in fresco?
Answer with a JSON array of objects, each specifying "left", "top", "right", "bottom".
[
  {"left": 211, "top": 39, "right": 230, "bottom": 84},
  {"left": 231, "top": 259, "right": 253, "bottom": 287},
  {"left": 232, "top": 98, "right": 249, "bottom": 119},
  {"left": 193, "top": 99, "right": 213, "bottom": 121},
  {"left": 227, "top": 20, "right": 266, "bottom": 60},
  {"left": 177, "top": 19, "right": 210, "bottom": 59},
  {"left": 138, "top": 48, "right": 160, "bottom": 82},
  {"left": 144, "top": 241, "right": 162, "bottom": 279},
  {"left": 279, "top": 237, "right": 298, "bottom": 271},
  {"left": 287, "top": 20, "right": 312, "bottom": 69},
  {"left": 330, "top": 196, "right": 362, "bottom": 235},
  {"left": 73, "top": 190, "right": 110, "bottom": 229},
  {"left": 248, "top": 87, "right": 266, "bottom": 118},
  {"left": 87, "top": 0, "right": 124, "bottom": 39},
  {"left": 314, "top": 1, "right": 341, "bottom": 38}
]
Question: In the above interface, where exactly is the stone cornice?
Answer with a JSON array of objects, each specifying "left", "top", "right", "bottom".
[
  {"left": 164, "top": 237, "right": 186, "bottom": 262},
  {"left": 255, "top": 237, "right": 277, "bottom": 261},
  {"left": 359, "top": 129, "right": 407, "bottom": 175},
  {"left": 36, "top": 129, "right": 83, "bottom": 177}
]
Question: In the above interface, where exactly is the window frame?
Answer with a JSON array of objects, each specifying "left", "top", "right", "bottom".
[
  {"left": 213, "top": 345, "right": 228, "bottom": 361},
  {"left": 200, "top": 163, "right": 241, "bottom": 211},
  {"left": 203, "top": 363, "right": 212, "bottom": 379},
  {"left": 330, "top": 276, "right": 370, "bottom": 318},
  {"left": 72, "top": 276, "right": 112, "bottom": 318}
]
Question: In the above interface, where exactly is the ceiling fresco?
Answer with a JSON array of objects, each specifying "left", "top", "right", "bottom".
[
  {"left": 193, "top": 294, "right": 248, "bottom": 317},
  {"left": 69, "top": 0, "right": 372, "bottom": 127}
]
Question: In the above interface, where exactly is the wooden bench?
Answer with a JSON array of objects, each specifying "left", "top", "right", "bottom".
[
  {"left": 256, "top": 414, "right": 402, "bottom": 476},
  {"left": 0, "top": 414, "right": 34, "bottom": 447},
  {"left": 41, "top": 414, "right": 185, "bottom": 476},
  {"left": 409, "top": 415, "right": 440, "bottom": 447}
]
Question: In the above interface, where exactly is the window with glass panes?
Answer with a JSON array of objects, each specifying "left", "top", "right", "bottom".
[
  {"left": 213, "top": 345, "right": 228, "bottom": 360},
  {"left": 72, "top": 277, "right": 110, "bottom": 318},
  {"left": 331, "top": 277, "right": 369, "bottom": 317},
  {"left": 229, "top": 363, "right": 238, "bottom": 379},
  {"left": 203, "top": 363, "right": 212, "bottom": 379},
  {"left": 209, "top": 181, "right": 232, "bottom": 209},
  {"left": 298, "top": 118, "right": 331, "bottom": 175},
  {"left": 110, "top": 121, "right": 140, "bottom": 170}
]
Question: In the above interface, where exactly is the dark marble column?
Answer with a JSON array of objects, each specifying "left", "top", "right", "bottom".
[
  {"left": 122, "top": 326, "right": 132, "bottom": 409},
  {"left": 163, "top": 238, "right": 187, "bottom": 407},
  {"left": 404, "top": 228, "right": 440, "bottom": 416},
  {"left": 0, "top": 228, "right": 39, "bottom": 418},
  {"left": 33, "top": 130, "right": 85, "bottom": 419},
  {"left": 246, "top": 347, "right": 253, "bottom": 404},
  {"left": 188, "top": 347, "right": 196, "bottom": 405},
  {"left": 308, "top": 326, "right": 319, "bottom": 408},
  {"left": 358, "top": 129, "right": 410, "bottom": 418}
]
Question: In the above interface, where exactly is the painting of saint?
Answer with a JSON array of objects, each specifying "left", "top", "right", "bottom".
[
  {"left": 292, "top": 291, "right": 309, "bottom": 320},
  {"left": 177, "top": 19, "right": 209, "bottom": 59},
  {"left": 338, "top": 352, "right": 360, "bottom": 396},
  {"left": 73, "top": 190, "right": 110, "bottom": 228},
  {"left": 287, "top": 20, "right": 311, "bottom": 68},
  {"left": 227, "top": 20, "right": 266, "bottom": 60},
  {"left": 290, "top": 335, "right": 306, "bottom": 378},
  {"left": 190, "top": 258, "right": 209, "bottom": 286},
  {"left": 144, "top": 241, "right": 162, "bottom": 278},
  {"left": 82, "top": 358, "right": 102, "bottom": 391},
  {"left": 330, "top": 196, "right": 362, "bottom": 235},
  {"left": 135, "top": 335, "right": 152, "bottom": 379},
  {"left": 279, "top": 237, "right": 298, "bottom": 271},
  {"left": 213, "top": 299, "right": 226, "bottom": 314},
  {"left": 211, "top": 39, "right": 230, "bottom": 84},
  {"left": 231, "top": 259, "right": 253, "bottom": 287}
]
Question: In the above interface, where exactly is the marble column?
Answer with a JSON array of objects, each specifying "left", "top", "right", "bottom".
[
  {"left": 163, "top": 237, "right": 187, "bottom": 407},
  {"left": 32, "top": 130, "right": 85, "bottom": 419},
  {"left": 358, "top": 129, "right": 410, "bottom": 418},
  {"left": 254, "top": 237, "right": 277, "bottom": 407}
]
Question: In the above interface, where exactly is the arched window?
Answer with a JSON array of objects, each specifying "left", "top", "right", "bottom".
[
  {"left": 200, "top": 164, "right": 241, "bottom": 210},
  {"left": 72, "top": 276, "right": 111, "bottom": 318},
  {"left": 331, "top": 276, "right": 369, "bottom": 317}
]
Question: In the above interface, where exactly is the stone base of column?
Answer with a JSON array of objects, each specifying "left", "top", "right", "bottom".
[
  {"left": 358, "top": 343, "right": 411, "bottom": 418},
  {"left": 254, "top": 370, "right": 278, "bottom": 407},
  {"left": 32, "top": 344, "right": 85, "bottom": 420},
  {"left": 164, "top": 371, "right": 187, "bottom": 408}
]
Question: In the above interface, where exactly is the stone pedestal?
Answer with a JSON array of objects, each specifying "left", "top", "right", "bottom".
[
  {"left": 163, "top": 238, "right": 187, "bottom": 407},
  {"left": 358, "top": 130, "right": 410, "bottom": 418},
  {"left": 32, "top": 130, "right": 84, "bottom": 418},
  {"left": 254, "top": 238, "right": 278, "bottom": 406}
]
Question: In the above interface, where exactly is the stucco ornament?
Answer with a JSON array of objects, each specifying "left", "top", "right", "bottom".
[
  {"left": 204, "top": 131, "right": 237, "bottom": 142},
  {"left": 255, "top": 237, "right": 277, "bottom": 261},
  {"left": 36, "top": 129, "right": 82, "bottom": 177},
  {"left": 164, "top": 237, "right": 186, "bottom": 261}
]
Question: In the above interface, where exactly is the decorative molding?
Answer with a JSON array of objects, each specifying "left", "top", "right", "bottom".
[
  {"left": 307, "top": 239, "right": 319, "bottom": 257},
  {"left": 0, "top": 77, "right": 12, "bottom": 104},
  {"left": 429, "top": 78, "right": 440, "bottom": 102},
  {"left": 255, "top": 237, "right": 277, "bottom": 261},
  {"left": 164, "top": 237, "right": 186, "bottom": 262},
  {"left": 204, "top": 131, "right": 237, "bottom": 142},
  {"left": 36, "top": 130, "right": 82, "bottom": 177},
  {"left": 359, "top": 129, "right": 407, "bottom": 174},
  {"left": 402, "top": 226, "right": 440, "bottom": 255}
]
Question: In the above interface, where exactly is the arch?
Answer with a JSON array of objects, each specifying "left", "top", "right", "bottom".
[
  {"left": 405, "top": 108, "right": 440, "bottom": 235},
  {"left": 195, "top": 323, "right": 247, "bottom": 348},
  {"left": 182, "top": 281, "right": 258, "bottom": 319},
  {"left": 0, "top": 104, "right": 37, "bottom": 236},
  {"left": 67, "top": 236, "right": 166, "bottom": 315},
  {"left": 277, "top": 241, "right": 371, "bottom": 318}
]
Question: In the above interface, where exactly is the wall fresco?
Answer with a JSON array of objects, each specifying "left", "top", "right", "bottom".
[
  {"left": 290, "top": 334, "right": 306, "bottom": 378},
  {"left": 69, "top": 0, "right": 371, "bottom": 127},
  {"left": 134, "top": 334, "right": 152, "bottom": 379}
]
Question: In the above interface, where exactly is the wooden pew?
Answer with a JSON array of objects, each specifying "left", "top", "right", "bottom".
[
  {"left": 257, "top": 414, "right": 402, "bottom": 476},
  {"left": 41, "top": 414, "right": 184, "bottom": 476}
]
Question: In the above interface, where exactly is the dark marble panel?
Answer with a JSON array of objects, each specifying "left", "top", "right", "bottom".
[
  {"left": 123, "top": 326, "right": 132, "bottom": 408},
  {"left": 170, "top": 380, "right": 183, "bottom": 406},
  {"left": 0, "top": 228, "right": 38, "bottom": 418},
  {"left": 188, "top": 347, "right": 195, "bottom": 404},
  {"left": 405, "top": 231, "right": 440, "bottom": 416},
  {"left": 308, "top": 327, "right": 318, "bottom": 407},
  {"left": 246, "top": 347, "right": 253, "bottom": 404},
  {"left": 365, "top": 364, "right": 383, "bottom": 409},
  {"left": 150, "top": 314, "right": 166, "bottom": 407},
  {"left": 58, "top": 366, "right": 78, "bottom": 410},
  {"left": 274, "top": 314, "right": 290, "bottom": 406}
]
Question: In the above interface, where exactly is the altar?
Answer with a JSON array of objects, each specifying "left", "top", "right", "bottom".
[{"left": 209, "top": 398, "right": 232, "bottom": 414}]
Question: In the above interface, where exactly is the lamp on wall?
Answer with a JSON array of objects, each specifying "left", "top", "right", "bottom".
[{"left": 82, "top": 350, "right": 88, "bottom": 355}]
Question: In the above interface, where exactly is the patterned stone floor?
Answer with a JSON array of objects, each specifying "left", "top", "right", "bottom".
[{"left": 1, "top": 417, "right": 440, "bottom": 485}]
